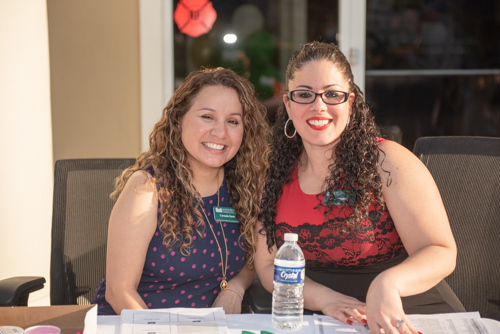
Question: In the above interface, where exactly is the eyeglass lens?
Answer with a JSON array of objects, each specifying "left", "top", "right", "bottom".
[{"left": 290, "top": 90, "right": 347, "bottom": 105}]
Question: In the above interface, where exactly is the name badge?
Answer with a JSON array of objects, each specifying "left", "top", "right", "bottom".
[
  {"left": 323, "top": 189, "right": 356, "bottom": 206},
  {"left": 213, "top": 206, "right": 239, "bottom": 223}
]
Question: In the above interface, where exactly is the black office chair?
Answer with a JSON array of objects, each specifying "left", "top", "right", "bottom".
[
  {"left": 0, "top": 159, "right": 135, "bottom": 306},
  {"left": 413, "top": 136, "right": 500, "bottom": 320},
  {"left": 243, "top": 274, "right": 272, "bottom": 313}
]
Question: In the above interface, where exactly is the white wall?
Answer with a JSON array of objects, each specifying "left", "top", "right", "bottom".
[
  {"left": 0, "top": 0, "right": 174, "bottom": 306},
  {"left": 48, "top": 0, "right": 141, "bottom": 162},
  {"left": 0, "top": 0, "right": 54, "bottom": 305},
  {"left": 139, "top": 0, "right": 175, "bottom": 151},
  {"left": 339, "top": 0, "right": 366, "bottom": 92}
]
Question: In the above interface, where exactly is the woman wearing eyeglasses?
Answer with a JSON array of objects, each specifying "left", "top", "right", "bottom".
[{"left": 254, "top": 41, "right": 464, "bottom": 334}]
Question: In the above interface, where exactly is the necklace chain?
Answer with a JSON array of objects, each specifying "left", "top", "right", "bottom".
[{"left": 201, "top": 171, "right": 229, "bottom": 290}]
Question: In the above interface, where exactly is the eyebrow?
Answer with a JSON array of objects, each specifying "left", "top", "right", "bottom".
[
  {"left": 295, "top": 84, "right": 342, "bottom": 90},
  {"left": 198, "top": 107, "right": 243, "bottom": 116}
]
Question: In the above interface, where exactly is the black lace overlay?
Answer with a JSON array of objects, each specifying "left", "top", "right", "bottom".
[{"left": 276, "top": 208, "right": 407, "bottom": 268}]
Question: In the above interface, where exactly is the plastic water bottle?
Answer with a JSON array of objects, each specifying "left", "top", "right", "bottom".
[{"left": 272, "top": 233, "right": 305, "bottom": 330}]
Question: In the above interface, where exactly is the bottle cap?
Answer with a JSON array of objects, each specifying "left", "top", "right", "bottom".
[{"left": 284, "top": 233, "right": 298, "bottom": 242}]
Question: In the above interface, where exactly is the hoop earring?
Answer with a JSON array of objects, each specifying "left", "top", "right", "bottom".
[
  {"left": 284, "top": 118, "right": 296, "bottom": 138},
  {"left": 345, "top": 115, "right": 351, "bottom": 129}
]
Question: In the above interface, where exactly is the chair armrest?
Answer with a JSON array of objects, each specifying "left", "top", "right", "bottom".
[
  {"left": 243, "top": 274, "right": 272, "bottom": 314},
  {"left": 0, "top": 276, "right": 46, "bottom": 306}
]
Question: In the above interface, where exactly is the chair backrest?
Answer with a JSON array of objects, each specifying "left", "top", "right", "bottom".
[
  {"left": 413, "top": 136, "right": 500, "bottom": 318},
  {"left": 50, "top": 158, "right": 135, "bottom": 305}
]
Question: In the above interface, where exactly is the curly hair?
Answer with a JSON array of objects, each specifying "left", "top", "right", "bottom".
[
  {"left": 259, "top": 41, "right": 386, "bottom": 250},
  {"left": 112, "top": 67, "right": 269, "bottom": 265}
]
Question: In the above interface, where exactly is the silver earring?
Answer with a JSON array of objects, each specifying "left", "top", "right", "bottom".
[
  {"left": 346, "top": 115, "right": 351, "bottom": 129},
  {"left": 284, "top": 118, "right": 296, "bottom": 138}
]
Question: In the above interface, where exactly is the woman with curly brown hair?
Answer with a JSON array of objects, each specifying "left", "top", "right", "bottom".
[
  {"left": 92, "top": 67, "right": 268, "bottom": 315},
  {"left": 254, "top": 42, "right": 464, "bottom": 333}
]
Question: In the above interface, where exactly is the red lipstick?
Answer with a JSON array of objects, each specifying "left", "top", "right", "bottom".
[{"left": 306, "top": 117, "right": 332, "bottom": 130}]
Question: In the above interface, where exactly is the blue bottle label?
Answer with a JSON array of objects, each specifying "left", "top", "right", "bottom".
[{"left": 274, "top": 265, "right": 305, "bottom": 284}]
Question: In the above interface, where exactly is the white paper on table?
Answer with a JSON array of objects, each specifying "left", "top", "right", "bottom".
[
  {"left": 314, "top": 312, "right": 490, "bottom": 334},
  {"left": 313, "top": 314, "right": 370, "bottom": 334},
  {"left": 120, "top": 308, "right": 228, "bottom": 334},
  {"left": 84, "top": 305, "right": 98, "bottom": 334},
  {"left": 407, "top": 312, "right": 489, "bottom": 334}
]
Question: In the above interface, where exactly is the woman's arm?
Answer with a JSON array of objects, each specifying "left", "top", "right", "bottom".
[
  {"left": 253, "top": 223, "right": 366, "bottom": 325},
  {"left": 365, "top": 140, "right": 457, "bottom": 333},
  {"left": 253, "top": 223, "right": 277, "bottom": 293},
  {"left": 212, "top": 262, "right": 255, "bottom": 314},
  {"left": 104, "top": 171, "right": 158, "bottom": 315}
]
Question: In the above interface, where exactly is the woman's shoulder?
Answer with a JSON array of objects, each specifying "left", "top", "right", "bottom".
[
  {"left": 378, "top": 139, "right": 417, "bottom": 163},
  {"left": 377, "top": 137, "right": 388, "bottom": 144},
  {"left": 143, "top": 166, "right": 156, "bottom": 178},
  {"left": 134, "top": 167, "right": 165, "bottom": 190},
  {"left": 377, "top": 139, "right": 434, "bottom": 188},
  {"left": 120, "top": 170, "right": 155, "bottom": 195},
  {"left": 129, "top": 169, "right": 153, "bottom": 182}
]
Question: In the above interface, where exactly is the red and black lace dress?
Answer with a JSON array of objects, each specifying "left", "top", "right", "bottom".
[{"left": 274, "top": 166, "right": 465, "bottom": 314}]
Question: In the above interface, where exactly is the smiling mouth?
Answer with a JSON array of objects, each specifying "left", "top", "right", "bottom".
[
  {"left": 203, "top": 142, "right": 225, "bottom": 150},
  {"left": 307, "top": 119, "right": 331, "bottom": 127}
]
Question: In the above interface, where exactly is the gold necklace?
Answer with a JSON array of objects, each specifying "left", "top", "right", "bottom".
[{"left": 201, "top": 171, "right": 229, "bottom": 290}]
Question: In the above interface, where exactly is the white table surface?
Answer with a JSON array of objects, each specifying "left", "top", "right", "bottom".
[
  {"left": 97, "top": 313, "right": 500, "bottom": 334},
  {"left": 96, "top": 314, "right": 317, "bottom": 334}
]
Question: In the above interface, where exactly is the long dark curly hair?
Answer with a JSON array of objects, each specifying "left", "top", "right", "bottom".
[
  {"left": 260, "top": 41, "right": 386, "bottom": 250},
  {"left": 112, "top": 67, "right": 269, "bottom": 264}
]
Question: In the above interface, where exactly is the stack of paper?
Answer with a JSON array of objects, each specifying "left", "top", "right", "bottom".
[{"left": 313, "top": 312, "right": 490, "bottom": 334}]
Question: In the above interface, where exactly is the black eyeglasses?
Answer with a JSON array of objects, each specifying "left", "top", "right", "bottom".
[{"left": 288, "top": 89, "right": 349, "bottom": 105}]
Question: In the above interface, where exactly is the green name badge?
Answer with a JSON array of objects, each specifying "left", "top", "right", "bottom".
[
  {"left": 323, "top": 189, "right": 356, "bottom": 206},
  {"left": 213, "top": 206, "right": 239, "bottom": 223}
]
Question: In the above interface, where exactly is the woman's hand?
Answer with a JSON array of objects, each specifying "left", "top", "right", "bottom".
[
  {"left": 317, "top": 288, "right": 367, "bottom": 326},
  {"left": 254, "top": 223, "right": 366, "bottom": 325},
  {"left": 212, "top": 288, "right": 243, "bottom": 314},
  {"left": 212, "top": 264, "right": 254, "bottom": 314},
  {"left": 365, "top": 277, "right": 420, "bottom": 334}
]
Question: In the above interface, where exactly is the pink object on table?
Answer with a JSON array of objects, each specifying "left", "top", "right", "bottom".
[{"left": 24, "top": 326, "right": 60, "bottom": 334}]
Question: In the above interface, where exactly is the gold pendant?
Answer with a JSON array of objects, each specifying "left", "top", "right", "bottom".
[{"left": 220, "top": 279, "right": 228, "bottom": 290}]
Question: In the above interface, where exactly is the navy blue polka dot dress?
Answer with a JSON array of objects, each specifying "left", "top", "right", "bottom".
[{"left": 92, "top": 172, "right": 247, "bottom": 315}]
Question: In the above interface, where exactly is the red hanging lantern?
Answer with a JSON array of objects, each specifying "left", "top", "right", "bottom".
[{"left": 174, "top": 0, "right": 217, "bottom": 38}]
